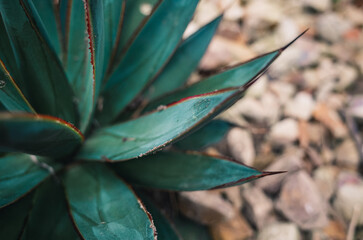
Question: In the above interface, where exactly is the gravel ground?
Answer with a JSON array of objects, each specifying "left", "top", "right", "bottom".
[{"left": 172, "top": 0, "right": 363, "bottom": 239}]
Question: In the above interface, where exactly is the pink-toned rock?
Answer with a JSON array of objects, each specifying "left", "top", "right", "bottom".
[
  {"left": 242, "top": 187, "right": 274, "bottom": 229},
  {"left": 313, "top": 166, "right": 340, "bottom": 200},
  {"left": 313, "top": 103, "right": 348, "bottom": 138},
  {"left": 334, "top": 172, "right": 363, "bottom": 226},
  {"left": 226, "top": 128, "right": 255, "bottom": 166},
  {"left": 178, "top": 191, "right": 235, "bottom": 225},
  {"left": 284, "top": 92, "right": 315, "bottom": 120},
  {"left": 210, "top": 213, "right": 254, "bottom": 240},
  {"left": 276, "top": 171, "right": 329, "bottom": 229},
  {"left": 335, "top": 138, "right": 359, "bottom": 170},
  {"left": 257, "top": 222, "right": 301, "bottom": 240},
  {"left": 256, "top": 149, "right": 304, "bottom": 194},
  {"left": 268, "top": 118, "right": 299, "bottom": 146}
]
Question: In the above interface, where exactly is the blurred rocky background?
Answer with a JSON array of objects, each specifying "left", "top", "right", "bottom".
[{"left": 172, "top": 0, "right": 363, "bottom": 239}]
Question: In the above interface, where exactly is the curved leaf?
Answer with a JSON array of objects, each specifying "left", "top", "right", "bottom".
[
  {"left": 174, "top": 120, "right": 232, "bottom": 151},
  {"left": 77, "top": 88, "right": 242, "bottom": 161},
  {"left": 114, "top": 151, "right": 278, "bottom": 190},
  {"left": 102, "top": 0, "right": 125, "bottom": 72},
  {"left": 144, "top": 15, "right": 222, "bottom": 101},
  {"left": 173, "top": 215, "right": 212, "bottom": 240},
  {"left": 136, "top": 192, "right": 180, "bottom": 240},
  {"left": 0, "top": 13, "right": 22, "bottom": 88},
  {"left": 0, "top": 153, "right": 58, "bottom": 208},
  {"left": 107, "top": 0, "right": 159, "bottom": 69},
  {"left": 0, "top": 60, "right": 35, "bottom": 113},
  {"left": 59, "top": 0, "right": 94, "bottom": 132},
  {"left": 20, "top": 179, "right": 79, "bottom": 240},
  {"left": 63, "top": 163, "right": 156, "bottom": 240},
  {"left": 144, "top": 30, "right": 308, "bottom": 112},
  {"left": 99, "top": 0, "right": 199, "bottom": 124},
  {"left": 27, "top": 0, "right": 62, "bottom": 56},
  {"left": 84, "top": 0, "right": 105, "bottom": 91},
  {"left": 0, "top": 193, "right": 33, "bottom": 240},
  {"left": 145, "top": 50, "right": 280, "bottom": 111},
  {"left": 0, "top": 113, "right": 83, "bottom": 158},
  {"left": 0, "top": 1, "right": 77, "bottom": 124}
]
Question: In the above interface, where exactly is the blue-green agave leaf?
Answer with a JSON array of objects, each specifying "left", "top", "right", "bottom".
[
  {"left": 145, "top": 50, "right": 280, "bottom": 111},
  {"left": 0, "top": 193, "right": 33, "bottom": 240},
  {"left": 144, "top": 15, "right": 222, "bottom": 101},
  {"left": 77, "top": 88, "right": 242, "bottom": 161},
  {"left": 174, "top": 120, "right": 232, "bottom": 151},
  {"left": 20, "top": 179, "right": 79, "bottom": 240},
  {"left": 0, "top": 60, "right": 35, "bottom": 113},
  {"left": 136, "top": 192, "right": 180, "bottom": 240},
  {"left": 26, "top": 0, "right": 62, "bottom": 57},
  {"left": 57, "top": 0, "right": 94, "bottom": 133},
  {"left": 107, "top": 0, "right": 160, "bottom": 67},
  {"left": 173, "top": 216, "right": 212, "bottom": 240},
  {"left": 0, "top": 0, "right": 77, "bottom": 124},
  {"left": 0, "top": 153, "right": 58, "bottom": 208},
  {"left": 84, "top": 0, "right": 105, "bottom": 89},
  {"left": 0, "top": 113, "right": 83, "bottom": 158},
  {"left": 63, "top": 163, "right": 156, "bottom": 240},
  {"left": 0, "top": 13, "right": 22, "bottom": 88},
  {"left": 145, "top": 30, "right": 308, "bottom": 111},
  {"left": 102, "top": 0, "right": 125, "bottom": 73},
  {"left": 99, "top": 0, "right": 199, "bottom": 124},
  {"left": 114, "top": 151, "right": 278, "bottom": 190}
]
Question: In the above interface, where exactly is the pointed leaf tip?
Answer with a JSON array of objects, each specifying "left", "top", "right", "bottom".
[{"left": 281, "top": 28, "right": 309, "bottom": 51}]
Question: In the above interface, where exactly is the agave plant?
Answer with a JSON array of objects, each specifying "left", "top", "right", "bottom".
[{"left": 0, "top": 0, "right": 304, "bottom": 239}]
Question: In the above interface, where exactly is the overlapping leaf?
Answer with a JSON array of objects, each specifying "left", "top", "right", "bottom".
[
  {"left": 0, "top": 193, "right": 33, "bottom": 239},
  {"left": 145, "top": 30, "right": 307, "bottom": 111},
  {"left": 174, "top": 120, "right": 232, "bottom": 151},
  {"left": 136, "top": 192, "right": 180, "bottom": 240},
  {"left": 106, "top": 0, "right": 159, "bottom": 69},
  {"left": 0, "top": 0, "right": 77, "bottom": 124},
  {"left": 0, "top": 153, "right": 58, "bottom": 208},
  {"left": 0, "top": 113, "right": 83, "bottom": 158},
  {"left": 99, "top": 0, "right": 199, "bottom": 124},
  {"left": 144, "top": 15, "right": 222, "bottom": 101},
  {"left": 29, "top": 0, "right": 62, "bottom": 56},
  {"left": 145, "top": 50, "right": 280, "bottom": 111},
  {"left": 60, "top": 0, "right": 95, "bottom": 132},
  {"left": 115, "top": 151, "right": 278, "bottom": 190},
  {"left": 0, "top": 60, "right": 35, "bottom": 113},
  {"left": 77, "top": 88, "right": 242, "bottom": 161},
  {"left": 63, "top": 163, "right": 156, "bottom": 240},
  {"left": 20, "top": 179, "right": 79, "bottom": 240}
]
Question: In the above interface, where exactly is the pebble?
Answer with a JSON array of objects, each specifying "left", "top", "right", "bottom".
[
  {"left": 316, "top": 13, "right": 352, "bottom": 43},
  {"left": 313, "top": 165, "right": 340, "bottom": 200},
  {"left": 226, "top": 128, "right": 255, "bottom": 166},
  {"left": 269, "top": 81, "right": 296, "bottom": 106},
  {"left": 210, "top": 213, "right": 254, "bottom": 240},
  {"left": 233, "top": 93, "right": 280, "bottom": 125},
  {"left": 284, "top": 92, "right": 315, "bottom": 120},
  {"left": 313, "top": 103, "right": 348, "bottom": 139},
  {"left": 335, "top": 63, "right": 358, "bottom": 91},
  {"left": 348, "top": 95, "right": 363, "bottom": 119},
  {"left": 312, "top": 220, "right": 346, "bottom": 240},
  {"left": 334, "top": 172, "right": 363, "bottom": 225},
  {"left": 242, "top": 187, "right": 274, "bottom": 229},
  {"left": 256, "top": 149, "right": 304, "bottom": 194},
  {"left": 178, "top": 191, "right": 235, "bottom": 225},
  {"left": 302, "top": 0, "right": 331, "bottom": 12},
  {"left": 335, "top": 138, "right": 359, "bottom": 170},
  {"left": 268, "top": 118, "right": 299, "bottom": 146},
  {"left": 276, "top": 171, "right": 329, "bottom": 229},
  {"left": 257, "top": 222, "right": 301, "bottom": 240},
  {"left": 306, "top": 123, "right": 326, "bottom": 145}
]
